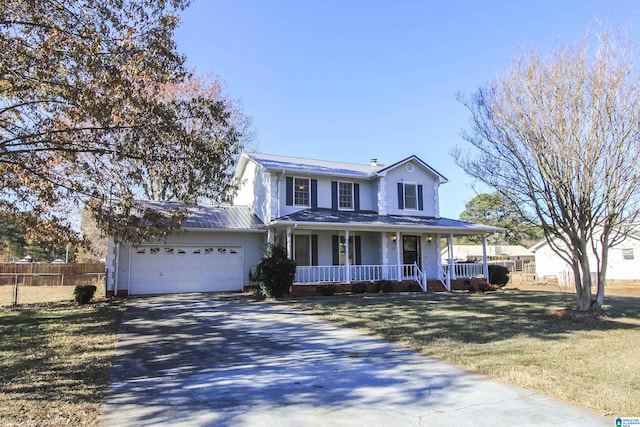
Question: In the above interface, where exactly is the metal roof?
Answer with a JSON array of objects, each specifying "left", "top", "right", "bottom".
[
  {"left": 242, "top": 152, "right": 449, "bottom": 183},
  {"left": 140, "top": 201, "right": 264, "bottom": 231},
  {"left": 267, "top": 208, "right": 502, "bottom": 234},
  {"left": 244, "top": 152, "right": 383, "bottom": 178}
]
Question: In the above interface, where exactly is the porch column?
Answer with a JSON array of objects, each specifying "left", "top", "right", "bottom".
[
  {"left": 267, "top": 229, "right": 273, "bottom": 246},
  {"left": 345, "top": 230, "right": 351, "bottom": 283},
  {"left": 286, "top": 227, "right": 292, "bottom": 259},
  {"left": 482, "top": 234, "right": 489, "bottom": 280},
  {"left": 396, "top": 231, "right": 402, "bottom": 282}
]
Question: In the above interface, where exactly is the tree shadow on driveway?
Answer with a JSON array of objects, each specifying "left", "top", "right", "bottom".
[{"left": 100, "top": 293, "right": 609, "bottom": 426}]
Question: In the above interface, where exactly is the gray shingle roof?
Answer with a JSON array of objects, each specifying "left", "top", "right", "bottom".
[
  {"left": 269, "top": 208, "right": 502, "bottom": 234},
  {"left": 140, "top": 201, "right": 264, "bottom": 230}
]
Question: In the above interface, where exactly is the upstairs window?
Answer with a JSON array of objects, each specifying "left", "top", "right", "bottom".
[
  {"left": 294, "top": 177, "right": 310, "bottom": 206},
  {"left": 286, "top": 177, "right": 316, "bottom": 207},
  {"left": 397, "top": 182, "right": 423, "bottom": 211},
  {"left": 404, "top": 183, "right": 418, "bottom": 210},
  {"left": 338, "top": 182, "right": 354, "bottom": 210},
  {"left": 332, "top": 181, "right": 360, "bottom": 211},
  {"left": 623, "top": 248, "right": 634, "bottom": 260}
]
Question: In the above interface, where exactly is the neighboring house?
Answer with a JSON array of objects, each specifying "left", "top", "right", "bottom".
[
  {"left": 530, "top": 231, "right": 640, "bottom": 282},
  {"left": 106, "top": 152, "right": 501, "bottom": 296},
  {"left": 442, "top": 244, "right": 535, "bottom": 271}
]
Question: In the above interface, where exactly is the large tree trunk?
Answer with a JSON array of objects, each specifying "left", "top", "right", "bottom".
[
  {"left": 595, "top": 244, "right": 609, "bottom": 310},
  {"left": 576, "top": 252, "right": 593, "bottom": 312}
]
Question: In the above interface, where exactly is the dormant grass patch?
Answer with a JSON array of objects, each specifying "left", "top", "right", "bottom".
[
  {"left": 0, "top": 299, "right": 124, "bottom": 426},
  {"left": 294, "top": 291, "right": 640, "bottom": 416}
]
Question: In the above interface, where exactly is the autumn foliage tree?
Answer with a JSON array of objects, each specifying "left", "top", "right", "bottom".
[
  {"left": 454, "top": 29, "right": 640, "bottom": 312},
  {"left": 1, "top": 0, "right": 250, "bottom": 245}
]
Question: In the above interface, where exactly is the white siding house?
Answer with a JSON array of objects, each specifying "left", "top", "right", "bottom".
[
  {"left": 105, "top": 152, "right": 502, "bottom": 296},
  {"left": 531, "top": 232, "right": 640, "bottom": 281}
]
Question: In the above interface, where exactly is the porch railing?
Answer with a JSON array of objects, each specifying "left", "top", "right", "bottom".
[
  {"left": 295, "top": 263, "right": 425, "bottom": 285},
  {"left": 441, "top": 262, "right": 485, "bottom": 279}
]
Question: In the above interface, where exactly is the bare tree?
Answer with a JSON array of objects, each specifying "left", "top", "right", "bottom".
[{"left": 454, "top": 29, "right": 640, "bottom": 312}]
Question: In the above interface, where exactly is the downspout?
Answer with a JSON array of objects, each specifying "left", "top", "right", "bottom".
[
  {"left": 113, "top": 241, "right": 120, "bottom": 297},
  {"left": 272, "top": 170, "right": 285, "bottom": 247},
  {"left": 127, "top": 244, "right": 132, "bottom": 294},
  {"left": 276, "top": 170, "right": 285, "bottom": 220}
]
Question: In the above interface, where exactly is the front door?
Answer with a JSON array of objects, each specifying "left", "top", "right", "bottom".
[{"left": 402, "top": 235, "right": 420, "bottom": 267}]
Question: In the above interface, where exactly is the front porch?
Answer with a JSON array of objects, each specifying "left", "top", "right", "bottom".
[
  {"left": 266, "top": 209, "right": 502, "bottom": 294},
  {"left": 294, "top": 261, "right": 487, "bottom": 292}
]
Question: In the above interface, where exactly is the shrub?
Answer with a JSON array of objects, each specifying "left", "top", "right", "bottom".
[
  {"left": 488, "top": 264, "right": 510, "bottom": 288},
  {"left": 74, "top": 285, "right": 97, "bottom": 304},
  {"left": 316, "top": 284, "right": 337, "bottom": 296},
  {"left": 478, "top": 282, "right": 491, "bottom": 293},
  {"left": 407, "top": 282, "right": 423, "bottom": 292},
  {"left": 351, "top": 282, "right": 368, "bottom": 294},
  {"left": 255, "top": 245, "right": 296, "bottom": 298},
  {"left": 375, "top": 280, "right": 394, "bottom": 293}
]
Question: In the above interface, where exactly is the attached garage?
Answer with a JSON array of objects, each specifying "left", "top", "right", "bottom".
[
  {"left": 129, "top": 245, "right": 244, "bottom": 295},
  {"left": 106, "top": 204, "right": 266, "bottom": 297}
]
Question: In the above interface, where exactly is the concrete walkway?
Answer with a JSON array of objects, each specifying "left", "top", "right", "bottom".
[{"left": 100, "top": 294, "right": 611, "bottom": 426}]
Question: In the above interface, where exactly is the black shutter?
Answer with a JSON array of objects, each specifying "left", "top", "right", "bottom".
[
  {"left": 331, "top": 181, "right": 338, "bottom": 210},
  {"left": 311, "top": 179, "right": 317, "bottom": 208},
  {"left": 332, "top": 235, "right": 339, "bottom": 265},
  {"left": 286, "top": 177, "right": 293, "bottom": 206},
  {"left": 311, "top": 235, "right": 318, "bottom": 266},
  {"left": 354, "top": 236, "right": 362, "bottom": 265},
  {"left": 418, "top": 184, "right": 424, "bottom": 211},
  {"left": 397, "top": 182, "right": 404, "bottom": 209},
  {"left": 354, "top": 183, "right": 360, "bottom": 211}
]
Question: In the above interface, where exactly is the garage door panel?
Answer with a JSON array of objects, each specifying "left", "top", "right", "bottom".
[{"left": 129, "top": 245, "right": 243, "bottom": 295}]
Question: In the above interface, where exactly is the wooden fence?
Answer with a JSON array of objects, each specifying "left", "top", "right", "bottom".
[{"left": 0, "top": 263, "right": 106, "bottom": 286}]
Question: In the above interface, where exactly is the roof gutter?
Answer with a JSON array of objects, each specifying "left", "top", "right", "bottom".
[{"left": 260, "top": 220, "right": 503, "bottom": 235}]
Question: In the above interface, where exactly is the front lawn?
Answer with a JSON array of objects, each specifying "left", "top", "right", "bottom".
[
  {"left": 294, "top": 291, "right": 640, "bottom": 416},
  {"left": 0, "top": 299, "right": 125, "bottom": 426}
]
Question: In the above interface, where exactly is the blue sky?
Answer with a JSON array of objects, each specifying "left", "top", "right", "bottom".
[{"left": 174, "top": 1, "right": 640, "bottom": 219}]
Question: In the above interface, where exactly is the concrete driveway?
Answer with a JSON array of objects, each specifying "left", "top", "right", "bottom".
[{"left": 100, "top": 293, "right": 610, "bottom": 426}]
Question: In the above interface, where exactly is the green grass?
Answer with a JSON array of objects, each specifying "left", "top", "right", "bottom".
[
  {"left": 0, "top": 299, "right": 125, "bottom": 426},
  {"left": 294, "top": 290, "right": 640, "bottom": 416}
]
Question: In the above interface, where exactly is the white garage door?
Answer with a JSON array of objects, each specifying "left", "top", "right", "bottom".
[{"left": 129, "top": 246, "right": 243, "bottom": 295}]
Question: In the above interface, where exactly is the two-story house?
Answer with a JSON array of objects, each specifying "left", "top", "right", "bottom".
[{"left": 105, "top": 152, "right": 500, "bottom": 296}]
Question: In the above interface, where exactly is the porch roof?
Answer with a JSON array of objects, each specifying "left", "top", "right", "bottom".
[{"left": 266, "top": 208, "right": 502, "bottom": 235}]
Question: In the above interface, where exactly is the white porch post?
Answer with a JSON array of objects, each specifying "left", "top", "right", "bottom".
[
  {"left": 396, "top": 231, "right": 402, "bottom": 282},
  {"left": 345, "top": 230, "right": 351, "bottom": 283},
  {"left": 267, "top": 229, "right": 273, "bottom": 246},
  {"left": 286, "top": 227, "right": 292, "bottom": 259},
  {"left": 482, "top": 234, "right": 489, "bottom": 280},
  {"left": 447, "top": 234, "right": 454, "bottom": 290}
]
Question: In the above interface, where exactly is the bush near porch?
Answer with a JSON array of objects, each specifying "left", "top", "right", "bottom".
[{"left": 288, "top": 278, "right": 490, "bottom": 297}]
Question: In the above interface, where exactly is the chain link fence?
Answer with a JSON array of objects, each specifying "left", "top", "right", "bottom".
[{"left": 0, "top": 263, "right": 105, "bottom": 306}]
